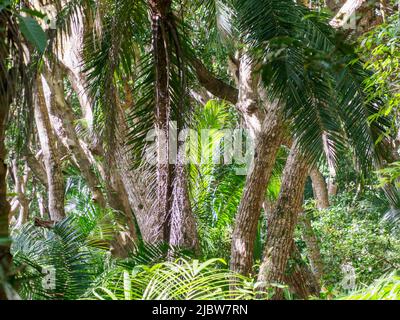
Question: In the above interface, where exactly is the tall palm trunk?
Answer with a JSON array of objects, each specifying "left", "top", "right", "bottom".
[
  {"left": 257, "top": 142, "right": 309, "bottom": 299},
  {"left": 34, "top": 77, "right": 65, "bottom": 222},
  {"left": 150, "top": 0, "right": 173, "bottom": 243},
  {"left": 169, "top": 144, "right": 200, "bottom": 253}
]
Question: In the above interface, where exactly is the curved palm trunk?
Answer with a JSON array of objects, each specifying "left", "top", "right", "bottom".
[
  {"left": 257, "top": 142, "right": 309, "bottom": 299},
  {"left": 263, "top": 200, "right": 321, "bottom": 299},
  {"left": 34, "top": 78, "right": 65, "bottom": 222},
  {"left": 284, "top": 240, "right": 320, "bottom": 299},
  {"left": 230, "top": 102, "right": 284, "bottom": 275}
]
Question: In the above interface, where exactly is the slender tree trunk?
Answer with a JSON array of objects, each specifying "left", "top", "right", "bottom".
[
  {"left": 310, "top": 168, "right": 329, "bottom": 209},
  {"left": 305, "top": 167, "right": 328, "bottom": 281},
  {"left": 230, "top": 102, "right": 284, "bottom": 275},
  {"left": 84, "top": 142, "right": 139, "bottom": 256},
  {"left": 257, "top": 142, "right": 309, "bottom": 299},
  {"left": 37, "top": 189, "right": 49, "bottom": 219},
  {"left": 235, "top": 53, "right": 264, "bottom": 138},
  {"left": 11, "top": 160, "right": 30, "bottom": 228},
  {"left": 284, "top": 240, "right": 321, "bottom": 299},
  {"left": 34, "top": 78, "right": 65, "bottom": 222},
  {"left": 41, "top": 65, "right": 106, "bottom": 207},
  {"left": 323, "top": 134, "right": 338, "bottom": 196},
  {"left": 23, "top": 148, "right": 48, "bottom": 188}
]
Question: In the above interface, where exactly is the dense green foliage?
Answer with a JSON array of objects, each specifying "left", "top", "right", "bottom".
[{"left": 1, "top": 0, "right": 400, "bottom": 302}]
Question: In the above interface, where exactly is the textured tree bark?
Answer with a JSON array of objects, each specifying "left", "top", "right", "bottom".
[
  {"left": 230, "top": 52, "right": 286, "bottom": 276},
  {"left": 34, "top": 78, "right": 66, "bottom": 222},
  {"left": 11, "top": 160, "right": 30, "bottom": 228},
  {"left": 23, "top": 148, "right": 48, "bottom": 188},
  {"left": 284, "top": 240, "right": 321, "bottom": 299},
  {"left": 169, "top": 145, "right": 200, "bottom": 253},
  {"left": 263, "top": 201, "right": 321, "bottom": 298},
  {"left": 230, "top": 102, "right": 284, "bottom": 275},
  {"left": 236, "top": 53, "right": 265, "bottom": 138},
  {"left": 257, "top": 143, "right": 309, "bottom": 299},
  {"left": 310, "top": 167, "right": 329, "bottom": 209},
  {"left": 112, "top": 102, "right": 154, "bottom": 242},
  {"left": 149, "top": 0, "right": 174, "bottom": 243},
  {"left": 41, "top": 65, "right": 106, "bottom": 208}
]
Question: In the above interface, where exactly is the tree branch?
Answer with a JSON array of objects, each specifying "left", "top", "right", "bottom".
[
  {"left": 190, "top": 57, "right": 238, "bottom": 104},
  {"left": 329, "top": 0, "right": 366, "bottom": 28}
]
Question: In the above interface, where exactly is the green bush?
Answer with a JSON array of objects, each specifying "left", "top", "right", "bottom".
[{"left": 309, "top": 191, "right": 400, "bottom": 292}]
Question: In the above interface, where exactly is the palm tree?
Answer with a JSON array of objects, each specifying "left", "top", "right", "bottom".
[{"left": 1, "top": 0, "right": 391, "bottom": 300}]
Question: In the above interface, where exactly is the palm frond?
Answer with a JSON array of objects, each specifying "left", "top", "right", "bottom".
[
  {"left": 235, "top": 0, "right": 389, "bottom": 169},
  {"left": 11, "top": 216, "right": 107, "bottom": 300},
  {"left": 91, "top": 258, "right": 257, "bottom": 300}
]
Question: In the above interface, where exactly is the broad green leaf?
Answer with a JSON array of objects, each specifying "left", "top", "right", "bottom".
[
  {"left": 0, "top": 0, "right": 11, "bottom": 11},
  {"left": 17, "top": 14, "right": 47, "bottom": 53}
]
